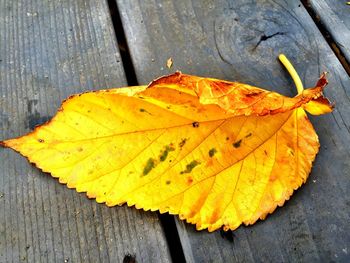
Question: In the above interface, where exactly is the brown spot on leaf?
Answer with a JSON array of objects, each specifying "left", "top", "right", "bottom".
[
  {"left": 233, "top": 139, "right": 242, "bottom": 148},
  {"left": 37, "top": 139, "right": 44, "bottom": 143},
  {"left": 209, "top": 148, "right": 217, "bottom": 157},
  {"left": 139, "top": 108, "right": 152, "bottom": 115},
  {"left": 179, "top": 138, "right": 188, "bottom": 148},
  {"left": 246, "top": 91, "right": 263, "bottom": 97},
  {"left": 192, "top": 122, "right": 199, "bottom": 128},
  {"left": 187, "top": 177, "right": 193, "bottom": 184}
]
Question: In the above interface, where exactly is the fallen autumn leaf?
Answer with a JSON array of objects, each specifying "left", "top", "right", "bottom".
[{"left": 0, "top": 54, "right": 333, "bottom": 231}]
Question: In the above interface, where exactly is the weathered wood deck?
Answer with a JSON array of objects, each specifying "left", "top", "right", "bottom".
[{"left": 1, "top": 0, "right": 349, "bottom": 262}]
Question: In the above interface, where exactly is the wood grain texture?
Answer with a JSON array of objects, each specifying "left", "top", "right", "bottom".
[
  {"left": 0, "top": 1, "right": 171, "bottom": 262},
  {"left": 116, "top": 0, "right": 350, "bottom": 262},
  {"left": 307, "top": 0, "right": 350, "bottom": 66}
]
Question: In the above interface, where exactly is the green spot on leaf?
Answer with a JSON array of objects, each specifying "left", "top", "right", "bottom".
[
  {"left": 180, "top": 160, "right": 201, "bottom": 174},
  {"left": 209, "top": 148, "right": 217, "bottom": 157},
  {"left": 143, "top": 158, "right": 156, "bottom": 176},
  {"left": 159, "top": 145, "right": 175, "bottom": 162}
]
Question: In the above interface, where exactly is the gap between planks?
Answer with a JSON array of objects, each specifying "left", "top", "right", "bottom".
[
  {"left": 106, "top": 0, "right": 186, "bottom": 262},
  {"left": 301, "top": 0, "right": 350, "bottom": 75}
]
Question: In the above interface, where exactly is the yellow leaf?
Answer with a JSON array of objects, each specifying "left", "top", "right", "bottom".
[{"left": 0, "top": 56, "right": 333, "bottom": 232}]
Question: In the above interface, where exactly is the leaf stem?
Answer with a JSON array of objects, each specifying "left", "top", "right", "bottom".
[{"left": 278, "top": 54, "right": 304, "bottom": 95}]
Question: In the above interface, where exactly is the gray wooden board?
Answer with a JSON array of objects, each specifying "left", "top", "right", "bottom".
[
  {"left": 117, "top": 0, "right": 350, "bottom": 262},
  {"left": 307, "top": 0, "right": 350, "bottom": 66},
  {"left": 0, "top": 0, "right": 171, "bottom": 262}
]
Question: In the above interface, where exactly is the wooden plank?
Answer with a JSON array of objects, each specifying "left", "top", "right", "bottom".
[
  {"left": 116, "top": 0, "right": 350, "bottom": 262},
  {"left": 0, "top": 1, "right": 171, "bottom": 262},
  {"left": 307, "top": 0, "right": 350, "bottom": 66}
]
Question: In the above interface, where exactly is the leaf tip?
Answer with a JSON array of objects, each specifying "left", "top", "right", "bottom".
[
  {"left": 316, "top": 72, "right": 328, "bottom": 89},
  {"left": 303, "top": 72, "right": 334, "bottom": 115}
]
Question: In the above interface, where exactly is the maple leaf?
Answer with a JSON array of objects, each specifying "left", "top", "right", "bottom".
[{"left": 0, "top": 55, "right": 333, "bottom": 232}]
